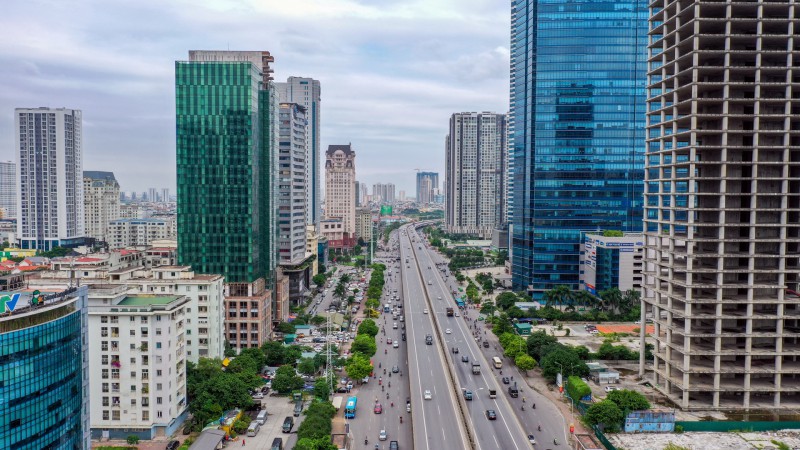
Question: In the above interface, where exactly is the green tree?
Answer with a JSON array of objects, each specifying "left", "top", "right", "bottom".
[
  {"left": 599, "top": 287, "right": 623, "bottom": 313},
  {"left": 345, "top": 353, "right": 373, "bottom": 380},
  {"left": 340, "top": 273, "right": 352, "bottom": 285},
  {"left": 539, "top": 348, "right": 589, "bottom": 383},
  {"left": 310, "top": 315, "right": 327, "bottom": 326},
  {"left": 294, "top": 437, "right": 338, "bottom": 450},
  {"left": 313, "top": 378, "right": 331, "bottom": 400},
  {"left": 606, "top": 389, "right": 651, "bottom": 414},
  {"left": 313, "top": 273, "right": 327, "bottom": 288},
  {"left": 357, "top": 319, "right": 379, "bottom": 337},
  {"left": 566, "top": 376, "right": 591, "bottom": 401},
  {"left": 262, "top": 341, "right": 287, "bottom": 366},
  {"left": 275, "top": 321, "right": 296, "bottom": 334},
  {"left": 298, "top": 358, "right": 318, "bottom": 376},
  {"left": 226, "top": 347, "right": 265, "bottom": 374},
  {"left": 126, "top": 435, "right": 140, "bottom": 445},
  {"left": 515, "top": 354, "right": 536, "bottom": 373},
  {"left": 351, "top": 334, "right": 377, "bottom": 357},
  {"left": 495, "top": 250, "right": 508, "bottom": 265},
  {"left": 490, "top": 313, "right": 515, "bottom": 336},
  {"left": 272, "top": 365, "right": 304, "bottom": 394},
  {"left": 495, "top": 292, "right": 518, "bottom": 310},
  {"left": 584, "top": 400, "right": 624, "bottom": 432},
  {"left": 526, "top": 330, "right": 558, "bottom": 361},
  {"left": 480, "top": 301, "right": 496, "bottom": 316}
]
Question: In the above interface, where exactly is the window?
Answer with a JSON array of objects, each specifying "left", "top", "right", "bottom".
[
  {"left": 103, "top": 411, "right": 110, "bottom": 420},
  {"left": 156, "top": 397, "right": 163, "bottom": 404},
  {"left": 112, "top": 411, "right": 120, "bottom": 420}
]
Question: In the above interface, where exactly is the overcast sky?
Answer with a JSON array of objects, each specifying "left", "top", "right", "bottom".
[{"left": 0, "top": 0, "right": 509, "bottom": 195}]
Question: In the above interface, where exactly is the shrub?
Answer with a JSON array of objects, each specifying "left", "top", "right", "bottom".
[{"left": 126, "top": 435, "right": 140, "bottom": 445}]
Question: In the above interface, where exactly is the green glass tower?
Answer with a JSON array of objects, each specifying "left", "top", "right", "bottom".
[{"left": 175, "top": 51, "right": 278, "bottom": 284}]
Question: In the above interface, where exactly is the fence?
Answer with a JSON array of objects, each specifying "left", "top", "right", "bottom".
[
  {"left": 675, "top": 420, "right": 800, "bottom": 432},
  {"left": 593, "top": 425, "right": 618, "bottom": 450}
]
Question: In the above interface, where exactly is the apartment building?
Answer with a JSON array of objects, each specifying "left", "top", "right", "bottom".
[
  {"left": 108, "top": 217, "right": 176, "bottom": 249},
  {"left": 84, "top": 171, "right": 121, "bottom": 243}
]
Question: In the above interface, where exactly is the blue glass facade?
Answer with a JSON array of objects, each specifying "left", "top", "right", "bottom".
[
  {"left": 510, "top": 0, "right": 648, "bottom": 296},
  {"left": 1, "top": 294, "right": 89, "bottom": 450}
]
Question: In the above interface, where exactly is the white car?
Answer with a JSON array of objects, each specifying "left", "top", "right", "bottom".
[
  {"left": 437, "top": 296, "right": 442, "bottom": 300},
  {"left": 445, "top": 328, "right": 452, "bottom": 334},
  {"left": 379, "top": 430, "right": 387, "bottom": 441},
  {"left": 604, "top": 386, "right": 620, "bottom": 393},
  {"left": 423, "top": 308, "right": 429, "bottom": 314},
  {"left": 393, "top": 341, "right": 399, "bottom": 348},
  {"left": 424, "top": 390, "right": 432, "bottom": 400},
  {"left": 393, "top": 322, "right": 398, "bottom": 329}
]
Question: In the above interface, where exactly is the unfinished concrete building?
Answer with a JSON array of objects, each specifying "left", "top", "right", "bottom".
[{"left": 641, "top": 0, "right": 800, "bottom": 410}]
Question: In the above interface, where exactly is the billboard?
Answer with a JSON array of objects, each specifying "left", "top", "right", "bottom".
[{"left": 380, "top": 205, "right": 393, "bottom": 216}]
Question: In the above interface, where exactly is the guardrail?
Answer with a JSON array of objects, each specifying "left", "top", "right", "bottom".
[{"left": 408, "top": 223, "right": 478, "bottom": 450}]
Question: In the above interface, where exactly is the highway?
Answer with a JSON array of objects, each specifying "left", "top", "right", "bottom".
[
  {"left": 400, "top": 225, "right": 470, "bottom": 450},
  {"left": 405, "top": 225, "right": 532, "bottom": 450}
]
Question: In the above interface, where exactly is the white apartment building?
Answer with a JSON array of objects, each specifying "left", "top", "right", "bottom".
[
  {"left": 324, "top": 145, "right": 356, "bottom": 238},
  {"left": 87, "top": 287, "right": 188, "bottom": 440},
  {"left": 372, "top": 183, "right": 395, "bottom": 204},
  {"left": 84, "top": 171, "right": 121, "bottom": 243},
  {"left": 305, "top": 225, "right": 319, "bottom": 276},
  {"left": 275, "top": 77, "right": 322, "bottom": 230},
  {"left": 277, "top": 103, "right": 308, "bottom": 264},
  {"left": 16, "top": 107, "right": 85, "bottom": 251},
  {"left": 0, "top": 161, "right": 16, "bottom": 219},
  {"left": 356, "top": 208, "right": 373, "bottom": 243},
  {"left": 108, "top": 217, "right": 176, "bottom": 249},
  {"left": 445, "top": 112, "right": 507, "bottom": 237}
]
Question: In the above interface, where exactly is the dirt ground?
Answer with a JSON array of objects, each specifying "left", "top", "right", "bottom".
[
  {"left": 611, "top": 429, "right": 800, "bottom": 450},
  {"left": 596, "top": 324, "right": 654, "bottom": 334}
]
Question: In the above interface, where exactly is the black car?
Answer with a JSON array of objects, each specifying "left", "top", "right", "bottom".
[
  {"left": 452, "top": 347, "right": 459, "bottom": 354},
  {"left": 482, "top": 341, "right": 490, "bottom": 348},
  {"left": 486, "top": 410, "right": 497, "bottom": 420},
  {"left": 401, "top": 333, "right": 406, "bottom": 341},
  {"left": 166, "top": 440, "right": 180, "bottom": 450},
  {"left": 461, "top": 355, "right": 469, "bottom": 363},
  {"left": 502, "top": 377, "right": 510, "bottom": 384},
  {"left": 392, "top": 365, "right": 399, "bottom": 373}
]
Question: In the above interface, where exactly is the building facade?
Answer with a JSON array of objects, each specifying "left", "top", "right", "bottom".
[
  {"left": 15, "top": 107, "right": 85, "bottom": 251},
  {"left": 445, "top": 112, "right": 507, "bottom": 238},
  {"left": 642, "top": 0, "right": 800, "bottom": 410},
  {"left": 355, "top": 208, "right": 373, "bottom": 243},
  {"left": 87, "top": 288, "right": 188, "bottom": 439},
  {"left": 372, "top": 183, "right": 395, "bottom": 204},
  {"left": 0, "top": 161, "right": 16, "bottom": 219},
  {"left": 108, "top": 217, "right": 176, "bottom": 249},
  {"left": 275, "top": 77, "right": 321, "bottom": 231},
  {"left": 509, "top": 0, "right": 647, "bottom": 296},
  {"left": 416, "top": 171, "right": 439, "bottom": 205},
  {"left": 0, "top": 285, "right": 91, "bottom": 449},
  {"left": 579, "top": 232, "right": 643, "bottom": 296},
  {"left": 84, "top": 171, "right": 121, "bottom": 243},
  {"left": 324, "top": 145, "right": 356, "bottom": 239},
  {"left": 277, "top": 103, "right": 308, "bottom": 265}
]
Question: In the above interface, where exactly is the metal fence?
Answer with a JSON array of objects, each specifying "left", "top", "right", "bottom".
[
  {"left": 593, "top": 425, "right": 618, "bottom": 450},
  {"left": 675, "top": 420, "right": 800, "bottom": 432}
]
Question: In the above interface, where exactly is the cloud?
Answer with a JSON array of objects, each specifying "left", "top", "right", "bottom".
[{"left": 0, "top": 0, "right": 509, "bottom": 195}]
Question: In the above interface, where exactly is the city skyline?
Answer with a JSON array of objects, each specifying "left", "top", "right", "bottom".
[{"left": 0, "top": 0, "right": 509, "bottom": 194}]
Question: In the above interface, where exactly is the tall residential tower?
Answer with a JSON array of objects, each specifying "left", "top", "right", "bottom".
[
  {"left": 416, "top": 171, "right": 439, "bottom": 205},
  {"left": 509, "top": 0, "right": 647, "bottom": 296},
  {"left": 324, "top": 145, "right": 356, "bottom": 242},
  {"left": 83, "top": 171, "right": 121, "bottom": 243}
]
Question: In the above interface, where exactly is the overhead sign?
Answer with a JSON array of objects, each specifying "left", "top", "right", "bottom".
[{"left": 380, "top": 205, "right": 393, "bottom": 216}]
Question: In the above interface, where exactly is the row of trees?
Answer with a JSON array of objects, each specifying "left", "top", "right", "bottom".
[
  {"left": 364, "top": 264, "right": 386, "bottom": 318},
  {"left": 496, "top": 332, "right": 537, "bottom": 373},
  {"left": 344, "top": 317, "right": 379, "bottom": 381},
  {"left": 295, "top": 401, "right": 338, "bottom": 450},
  {"left": 542, "top": 285, "right": 641, "bottom": 319},
  {"left": 585, "top": 389, "right": 651, "bottom": 432}
]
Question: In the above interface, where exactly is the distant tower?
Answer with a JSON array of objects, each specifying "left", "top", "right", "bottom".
[{"left": 324, "top": 145, "right": 356, "bottom": 237}]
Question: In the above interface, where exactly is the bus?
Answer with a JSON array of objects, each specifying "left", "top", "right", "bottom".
[
  {"left": 492, "top": 356, "right": 502, "bottom": 369},
  {"left": 344, "top": 396, "right": 358, "bottom": 419}
]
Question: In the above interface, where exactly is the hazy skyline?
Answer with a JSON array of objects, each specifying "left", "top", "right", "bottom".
[{"left": 0, "top": 0, "right": 509, "bottom": 194}]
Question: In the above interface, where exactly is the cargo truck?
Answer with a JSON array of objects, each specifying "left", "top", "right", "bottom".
[
  {"left": 446, "top": 307, "right": 454, "bottom": 317},
  {"left": 472, "top": 363, "right": 481, "bottom": 374}
]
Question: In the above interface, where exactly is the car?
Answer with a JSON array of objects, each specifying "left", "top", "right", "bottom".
[
  {"left": 399, "top": 316, "right": 404, "bottom": 322},
  {"left": 486, "top": 410, "right": 497, "bottom": 420},
  {"left": 401, "top": 333, "right": 406, "bottom": 341},
  {"left": 166, "top": 440, "right": 180, "bottom": 450},
  {"left": 483, "top": 341, "right": 490, "bottom": 348},
  {"left": 502, "top": 377, "right": 510, "bottom": 384},
  {"left": 393, "top": 322, "right": 398, "bottom": 329},
  {"left": 393, "top": 341, "right": 399, "bottom": 348},
  {"left": 389, "top": 441, "right": 399, "bottom": 450},
  {"left": 374, "top": 402, "right": 383, "bottom": 414},
  {"left": 461, "top": 355, "right": 469, "bottom": 363},
  {"left": 392, "top": 365, "right": 399, "bottom": 373},
  {"left": 387, "top": 338, "right": 393, "bottom": 345},
  {"left": 464, "top": 390, "right": 473, "bottom": 401},
  {"left": 424, "top": 390, "right": 432, "bottom": 400},
  {"left": 452, "top": 347, "right": 459, "bottom": 354},
  {"left": 589, "top": 329, "right": 600, "bottom": 335},
  {"left": 527, "top": 434, "right": 537, "bottom": 444},
  {"left": 252, "top": 392, "right": 265, "bottom": 399},
  {"left": 379, "top": 430, "right": 388, "bottom": 441},
  {"left": 445, "top": 328, "right": 451, "bottom": 334},
  {"left": 423, "top": 308, "right": 429, "bottom": 314},
  {"left": 604, "top": 386, "right": 620, "bottom": 392},
  {"left": 455, "top": 312, "right": 460, "bottom": 317}
]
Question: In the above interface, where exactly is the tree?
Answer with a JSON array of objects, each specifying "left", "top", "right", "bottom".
[
  {"left": 313, "top": 378, "right": 330, "bottom": 399},
  {"left": 490, "top": 314, "right": 515, "bottom": 336},
  {"left": 539, "top": 348, "right": 589, "bottom": 383},
  {"left": 126, "top": 435, "right": 140, "bottom": 445},
  {"left": 495, "top": 292, "right": 518, "bottom": 310},
  {"left": 584, "top": 400, "right": 624, "bottom": 432},
  {"left": 606, "top": 389, "right": 651, "bottom": 414},
  {"left": 334, "top": 283, "right": 346, "bottom": 302},
  {"left": 357, "top": 319, "right": 379, "bottom": 337},
  {"left": 313, "top": 273, "right": 327, "bottom": 288},
  {"left": 294, "top": 437, "right": 338, "bottom": 450},
  {"left": 515, "top": 354, "right": 536, "bottom": 373},
  {"left": 566, "top": 376, "right": 591, "bottom": 401},
  {"left": 340, "top": 273, "right": 352, "bottom": 285},
  {"left": 480, "top": 301, "right": 496, "bottom": 316},
  {"left": 310, "top": 315, "right": 327, "bottom": 326},
  {"left": 495, "top": 250, "right": 508, "bottom": 265},
  {"left": 272, "top": 365, "right": 304, "bottom": 394},
  {"left": 350, "top": 334, "right": 377, "bottom": 357},
  {"left": 599, "top": 287, "right": 623, "bottom": 313},
  {"left": 262, "top": 341, "right": 287, "bottom": 366},
  {"left": 345, "top": 353, "right": 373, "bottom": 380},
  {"left": 506, "top": 305, "right": 526, "bottom": 319},
  {"left": 298, "top": 358, "right": 318, "bottom": 376},
  {"left": 276, "top": 321, "right": 296, "bottom": 334},
  {"left": 526, "top": 330, "right": 558, "bottom": 361}
]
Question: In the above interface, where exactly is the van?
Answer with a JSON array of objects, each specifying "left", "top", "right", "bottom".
[
  {"left": 282, "top": 416, "right": 294, "bottom": 433},
  {"left": 508, "top": 382, "right": 519, "bottom": 398},
  {"left": 256, "top": 409, "right": 268, "bottom": 425},
  {"left": 293, "top": 401, "right": 304, "bottom": 417},
  {"left": 271, "top": 437, "right": 283, "bottom": 450},
  {"left": 247, "top": 421, "right": 260, "bottom": 436}
]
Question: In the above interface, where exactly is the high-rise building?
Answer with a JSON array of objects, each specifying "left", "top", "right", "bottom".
[
  {"left": 0, "top": 284, "right": 91, "bottom": 449},
  {"left": 277, "top": 102, "right": 308, "bottom": 264},
  {"left": 148, "top": 187, "right": 158, "bottom": 203},
  {"left": 355, "top": 208, "right": 373, "bottom": 243},
  {"left": 354, "top": 180, "right": 361, "bottom": 207},
  {"left": 416, "top": 171, "right": 439, "bottom": 205},
  {"left": 398, "top": 190, "right": 406, "bottom": 202},
  {"left": 372, "top": 183, "right": 396, "bottom": 204},
  {"left": 445, "top": 112, "right": 507, "bottom": 238},
  {"left": 176, "top": 50, "right": 278, "bottom": 351},
  {"left": 161, "top": 188, "right": 170, "bottom": 203},
  {"left": 325, "top": 145, "right": 356, "bottom": 240},
  {"left": 16, "top": 107, "right": 85, "bottom": 251},
  {"left": 0, "top": 161, "right": 16, "bottom": 219},
  {"left": 107, "top": 217, "right": 176, "bottom": 248},
  {"left": 359, "top": 182, "right": 368, "bottom": 207},
  {"left": 84, "top": 171, "right": 121, "bottom": 243},
  {"left": 275, "top": 77, "right": 322, "bottom": 230},
  {"left": 642, "top": 1, "right": 800, "bottom": 410},
  {"left": 509, "top": 1, "right": 647, "bottom": 296}
]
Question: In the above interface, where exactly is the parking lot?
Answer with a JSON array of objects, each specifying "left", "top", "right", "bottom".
[{"left": 239, "top": 395, "right": 306, "bottom": 448}]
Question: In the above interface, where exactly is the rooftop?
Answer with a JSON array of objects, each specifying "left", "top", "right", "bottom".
[{"left": 118, "top": 295, "right": 181, "bottom": 306}]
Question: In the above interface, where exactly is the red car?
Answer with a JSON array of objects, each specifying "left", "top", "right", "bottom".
[
  {"left": 387, "top": 338, "right": 392, "bottom": 345},
  {"left": 374, "top": 402, "right": 383, "bottom": 414}
]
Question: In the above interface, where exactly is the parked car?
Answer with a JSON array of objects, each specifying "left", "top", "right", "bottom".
[
  {"left": 166, "top": 440, "right": 180, "bottom": 450},
  {"left": 604, "top": 386, "right": 620, "bottom": 393}
]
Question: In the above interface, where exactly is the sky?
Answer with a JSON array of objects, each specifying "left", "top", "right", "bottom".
[{"left": 0, "top": 0, "right": 510, "bottom": 195}]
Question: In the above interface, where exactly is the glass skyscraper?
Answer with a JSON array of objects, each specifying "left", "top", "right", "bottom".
[
  {"left": 510, "top": 0, "right": 648, "bottom": 296},
  {"left": 175, "top": 51, "right": 278, "bottom": 284}
]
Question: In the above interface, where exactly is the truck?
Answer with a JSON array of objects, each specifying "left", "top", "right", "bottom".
[
  {"left": 472, "top": 363, "right": 481, "bottom": 375},
  {"left": 508, "top": 382, "right": 519, "bottom": 398},
  {"left": 332, "top": 396, "right": 343, "bottom": 411},
  {"left": 446, "top": 307, "right": 454, "bottom": 317},
  {"left": 488, "top": 389, "right": 497, "bottom": 399}
]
